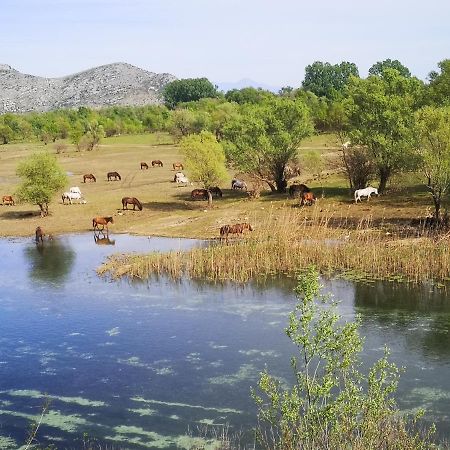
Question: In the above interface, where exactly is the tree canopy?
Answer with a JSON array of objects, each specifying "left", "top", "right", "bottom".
[
  {"left": 16, "top": 152, "right": 68, "bottom": 216},
  {"left": 225, "top": 87, "right": 275, "bottom": 104},
  {"left": 223, "top": 97, "right": 313, "bottom": 192},
  {"left": 163, "top": 78, "right": 219, "bottom": 109},
  {"left": 428, "top": 59, "right": 450, "bottom": 106},
  {"left": 368, "top": 59, "right": 411, "bottom": 78}
]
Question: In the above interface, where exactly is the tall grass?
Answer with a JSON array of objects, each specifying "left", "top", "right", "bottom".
[{"left": 98, "top": 205, "right": 450, "bottom": 283}]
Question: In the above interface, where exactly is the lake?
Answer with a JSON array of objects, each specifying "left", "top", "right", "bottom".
[{"left": 0, "top": 233, "right": 449, "bottom": 449}]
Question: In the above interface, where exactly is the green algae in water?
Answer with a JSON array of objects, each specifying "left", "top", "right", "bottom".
[
  {"left": 0, "top": 435, "right": 17, "bottom": 449},
  {"left": 128, "top": 408, "right": 158, "bottom": 417},
  {"left": 5, "top": 389, "right": 106, "bottom": 407},
  {"left": 208, "top": 364, "right": 258, "bottom": 386}
]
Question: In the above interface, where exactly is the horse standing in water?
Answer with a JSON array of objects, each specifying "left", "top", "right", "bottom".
[
  {"left": 121, "top": 197, "right": 143, "bottom": 211},
  {"left": 35, "top": 226, "right": 45, "bottom": 244},
  {"left": 92, "top": 216, "right": 114, "bottom": 231}
]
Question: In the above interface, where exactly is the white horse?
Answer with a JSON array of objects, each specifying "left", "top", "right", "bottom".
[
  {"left": 354, "top": 186, "right": 378, "bottom": 203},
  {"left": 62, "top": 191, "right": 86, "bottom": 204},
  {"left": 175, "top": 175, "right": 192, "bottom": 186},
  {"left": 342, "top": 141, "right": 351, "bottom": 150},
  {"left": 69, "top": 186, "right": 82, "bottom": 195},
  {"left": 231, "top": 179, "right": 247, "bottom": 190},
  {"left": 173, "top": 171, "right": 185, "bottom": 182}
]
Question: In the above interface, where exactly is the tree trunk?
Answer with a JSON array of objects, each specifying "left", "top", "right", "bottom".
[
  {"left": 274, "top": 165, "right": 287, "bottom": 193},
  {"left": 378, "top": 167, "right": 391, "bottom": 193},
  {"left": 266, "top": 181, "right": 276, "bottom": 192},
  {"left": 39, "top": 203, "right": 49, "bottom": 217},
  {"left": 207, "top": 190, "right": 213, "bottom": 208}
]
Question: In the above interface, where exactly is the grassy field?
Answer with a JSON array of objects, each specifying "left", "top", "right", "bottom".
[{"left": 0, "top": 132, "right": 443, "bottom": 240}]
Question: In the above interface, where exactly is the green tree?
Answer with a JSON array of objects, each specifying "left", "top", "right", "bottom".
[
  {"left": 224, "top": 98, "right": 313, "bottom": 193},
  {"left": 428, "top": 59, "right": 450, "bottom": 106},
  {"left": 302, "top": 61, "right": 359, "bottom": 99},
  {"left": 163, "top": 78, "right": 218, "bottom": 109},
  {"left": 368, "top": 58, "right": 411, "bottom": 78},
  {"left": 253, "top": 267, "right": 435, "bottom": 450},
  {"left": 180, "top": 131, "right": 228, "bottom": 206},
  {"left": 414, "top": 106, "right": 450, "bottom": 221},
  {"left": 225, "top": 87, "right": 274, "bottom": 104},
  {"left": 16, "top": 152, "right": 68, "bottom": 217},
  {"left": 0, "top": 124, "right": 14, "bottom": 144},
  {"left": 347, "top": 69, "right": 424, "bottom": 192}
]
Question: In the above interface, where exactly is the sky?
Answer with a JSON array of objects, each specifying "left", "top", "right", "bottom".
[{"left": 0, "top": 0, "right": 449, "bottom": 88}]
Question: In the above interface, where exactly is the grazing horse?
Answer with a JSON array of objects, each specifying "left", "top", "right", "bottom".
[
  {"left": 300, "top": 191, "right": 316, "bottom": 206},
  {"left": 93, "top": 216, "right": 114, "bottom": 231},
  {"left": 2, "top": 195, "right": 14, "bottom": 206},
  {"left": 191, "top": 189, "right": 209, "bottom": 200},
  {"left": 219, "top": 222, "right": 253, "bottom": 242},
  {"left": 209, "top": 186, "right": 223, "bottom": 198},
  {"left": 173, "top": 171, "right": 185, "bottom": 182},
  {"left": 35, "top": 226, "right": 45, "bottom": 244},
  {"left": 152, "top": 160, "right": 163, "bottom": 167},
  {"left": 175, "top": 175, "right": 191, "bottom": 186},
  {"left": 354, "top": 186, "right": 378, "bottom": 203},
  {"left": 69, "top": 186, "right": 82, "bottom": 195},
  {"left": 121, "top": 197, "right": 143, "bottom": 211},
  {"left": 140, "top": 162, "right": 149, "bottom": 170},
  {"left": 173, "top": 162, "right": 184, "bottom": 171},
  {"left": 62, "top": 192, "right": 85, "bottom": 204},
  {"left": 107, "top": 171, "right": 121, "bottom": 181},
  {"left": 289, "top": 184, "right": 310, "bottom": 198},
  {"left": 83, "top": 173, "right": 96, "bottom": 183},
  {"left": 231, "top": 179, "right": 247, "bottom": 191}
]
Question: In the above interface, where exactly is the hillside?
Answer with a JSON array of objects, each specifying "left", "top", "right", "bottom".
[{"left": 0, "top": 62, "right": 176, "bottom": 113}]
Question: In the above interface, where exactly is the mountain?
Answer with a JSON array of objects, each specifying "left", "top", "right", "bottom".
[
  {"left": 0, "top": 62, "right": 176, "bottom": 113},
  {"left": 215, "top": 78, "right": 282, "bottom": 93}
]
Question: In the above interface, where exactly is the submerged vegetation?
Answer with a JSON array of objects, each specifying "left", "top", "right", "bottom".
[{"left": 98, "top": 206, "right": 450, "bottom": 284}]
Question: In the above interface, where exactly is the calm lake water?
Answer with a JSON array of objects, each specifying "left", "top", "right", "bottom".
[{"left": 0, "top": 233, "right": 449, "bottom": 449}]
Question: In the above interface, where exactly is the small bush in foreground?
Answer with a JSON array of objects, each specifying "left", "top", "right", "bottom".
[{"left": 252, "top": 267, "right": 437, "bottom": 450}]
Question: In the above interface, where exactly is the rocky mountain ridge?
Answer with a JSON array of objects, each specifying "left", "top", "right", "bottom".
[{"left": 0, "top": 62, "right": 176, "bottom": 113}]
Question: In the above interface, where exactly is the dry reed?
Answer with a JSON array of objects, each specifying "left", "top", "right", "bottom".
[{"left": 98, "top": 205, "right": 450, "bottom": 284}]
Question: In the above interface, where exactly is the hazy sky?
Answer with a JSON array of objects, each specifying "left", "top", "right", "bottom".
[{"left": 1, "top": 0, "right": 448, "bottom": 87}]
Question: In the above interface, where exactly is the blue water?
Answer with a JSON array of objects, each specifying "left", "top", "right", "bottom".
[{"left": 0, "top": 233, "right": 449, "bottom": 449}]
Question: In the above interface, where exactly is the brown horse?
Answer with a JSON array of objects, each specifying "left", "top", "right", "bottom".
[
  {"left": 140, "top": 162, "right": 149, "bottom": 170},
  {"left": 219, "top": 222, "right": 253, "bottom": 242},
  {"left": 107, "top": 171, "right": 121, "bottom": 181},
  {"left": 152, "top": 160, "right": 163, "bottom": 167},
  {"left": 2, "top": 195, "right": 15, "bottom": 205},
  {"left": 121, "top": 197, "right": 143, "bottom": 211},
  {"left": 173, "top": 162, "right": 183, "bottom": 171},
  {"left": 300, "top": 191, "right": 316, "bottom": 206},
  {"left": 35, "top": 226, "right": 45, "bottom": 244},
  {"left": 289, "top": 183, "right": 310, "bottom": 198},
  {"left": 83, "top": 173, "right": 96, "bottom": 183},
  {"left": 93, "top": 216, "right": 114, "bottom": 231},
  {"left": 191, "top": 189, "right": 209, "bottom": 200},
  {"left": 209, "top": 187, "right": 223, "bottom": 198}
]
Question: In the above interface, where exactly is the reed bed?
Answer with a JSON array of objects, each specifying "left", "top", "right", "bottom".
[{"left": 98, "top": 206, "right": 450, "bottom": 284}]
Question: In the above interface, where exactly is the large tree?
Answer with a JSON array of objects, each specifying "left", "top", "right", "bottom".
[
  {"left": 346, "top": 69, "right": 424, "bottom": 192},
  {"left": 368, "top": 59, "right": 411, "bottom": 78},
  {"left": 302, "top": 61, "right": 359, "bottom": 99},
  {"left": 428, "top": 59, "right": 450, "bottom": 106},
  {"left": 180, "top": 131, "right": 228, "bottom": 206},
  {"left": 414, "top": 106, "right": 450, "bottom": 221},
  {"left": 163, "top": 78, "right": 219, "bottom": 109},
  {"left": 225, "top": 87, "right": 274, "bottom": 104},
  {"left": 16, "top": 152, "right": 68, "bottom": 217},
  {"left": 223, "top": 98, "right": 313, "bottom": 193}
]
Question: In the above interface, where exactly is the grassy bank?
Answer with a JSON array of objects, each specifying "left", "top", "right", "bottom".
[{"left": 98, "top": 206, "right": 450, "bottom": 284}]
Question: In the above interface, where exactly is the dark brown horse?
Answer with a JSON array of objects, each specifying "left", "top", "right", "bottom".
[
  {"left": 300, "top": 191, "right": 316, "bottom": 206},
  {"left": 152, "top": 160, "right": 163, "bottom": 167},
  {"left": 173, "top": 162, "right": 183, "bottom": 171},
  {"left": 93, "top": 216, "right": 114, "bottom": 231},
  {"left": 35, "top": 226, "right": 45, "bottom": 244},
  {"left": 209, "top": 186, "right": 223, "bottom": 198},
  {"left": 121, "top": 197, "right": 143, "bottom": 211},
  {"left": 140, "top": 162, "right": 149, "bottom": 170},
  {"left": 289, "top": 183, "right": 310, "bottom": 198},
  {"left": 219, "top": 222, "right": 253, "bottom": 242},
  {"left": 83, "top": 173, "right": 96, "bottom": 183},
  {"left": 107, "top": 171, "right": 121, "bottom": 181},
  {"left": 191, "top": 189, "right": 209, "bottom": 200},
  {"left": 2, "top": 195, "right": 15, "bottom": 205}
]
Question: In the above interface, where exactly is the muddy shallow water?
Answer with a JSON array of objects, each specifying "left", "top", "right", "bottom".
[{"left": 0, "top": 233, "right": 449, "bottom": 448}]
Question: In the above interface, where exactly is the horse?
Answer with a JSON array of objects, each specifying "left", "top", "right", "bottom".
[
  {"left": 231, "top": 179, "right": 247, "bottom": 190},
  {"left": 289, "top": 184, "right": 310, "bottom": 198},
  {"left": 175, "top": 175, "right": 191, "bottom": 186},
  {"left": 220, "top": 222, "right": 253, "bottom": 242},
  {"left": 93, "top": 216, "right": 114, "bottom": 231},
  {"left": 191, "top": 189, "right": 209, "bottom": 200},
  {"left": 342, "top": 141, "right": 351, "bottom": 150},
  {"left": 94, "top": 234, "right": 116, "bottom": 245},
  {"left": 300, "top": 191, "right": 316, "bottom": 206},
  {"left": 152, "top": 160, "right": 163, "bottom": 167},
  {"left": 62, "top": 192, "right": 85, "bottom": 205},
  {"left": 173, "top": 171, "right": 185, "bottom": 182},
  {"left": 107, "top": 171, "right": 121, "bottom": 181},
  {"left": 354, "top": 186, "right": 378, "bottom": 203},
  {"left": 35, "top": 226, "right": 45, "bottom": 244},
  {"left": 173, "top": 162, "right": 184, "bottom": 171},
  {"left": 209, "top": 186, "right": 223, "bottom": 198},
  {"left": 2, "top": 195, "right": 14, "bottom": 206},
  {"left": 69, "top": 186, "right": 82, "bottom": 195},
  {"left": 121, "top": 197, "right": 143, "bottom": 211},
  {"left": 83, "top": 173, "right": 96, "bottom": 183},
  {"left": 140, "top": 162, "right": 149, "bottom": 170}
]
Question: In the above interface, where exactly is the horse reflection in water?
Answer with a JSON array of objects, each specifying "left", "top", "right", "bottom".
[{"left": 93, "top": 231, "right": 116, "bottom": 246}]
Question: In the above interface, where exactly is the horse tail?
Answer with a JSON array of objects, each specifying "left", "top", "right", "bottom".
[
  {"left": 354, "top": 190, "right": 358, "bottom": 202},
  {"left": 92, "top": 218, "right": 96, "bottom": 229}
]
